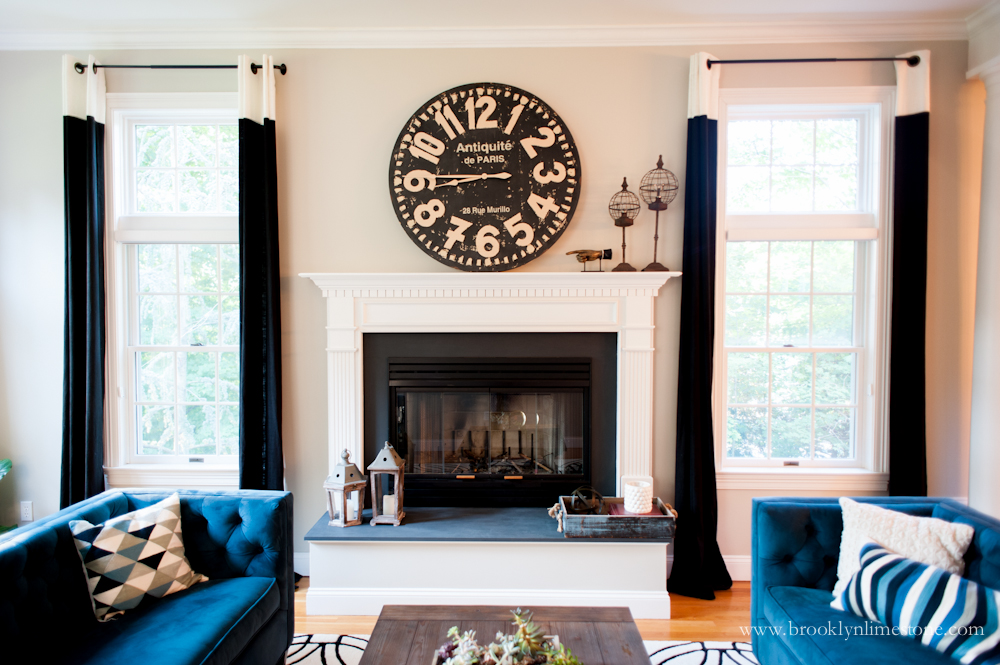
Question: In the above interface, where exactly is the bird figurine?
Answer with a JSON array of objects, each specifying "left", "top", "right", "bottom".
[{"left": 566, "top": 249, "right": 613, "bottom": 272}]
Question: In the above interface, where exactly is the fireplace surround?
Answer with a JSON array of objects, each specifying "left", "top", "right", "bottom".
[
  {"left": 301, "top": 272, "right": 679, "bottom": 619},
  {"left": 302, "top": 271, "right": 677, "bottom": 494}
]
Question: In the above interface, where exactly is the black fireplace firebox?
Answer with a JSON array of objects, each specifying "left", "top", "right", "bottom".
[
  {"left": 363, "top": 333, "right": 617, "bottom": 508},
  {"left": 390, "top": 358, "right": 590, "bottom": 507}
]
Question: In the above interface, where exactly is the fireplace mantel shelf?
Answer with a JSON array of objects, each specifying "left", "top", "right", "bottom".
[{"left": 301, "top": 271, "right": 679, "bottom": 297}]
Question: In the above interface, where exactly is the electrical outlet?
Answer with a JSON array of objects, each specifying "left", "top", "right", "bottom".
[{"left": 20, "top": 501, "right": 33, "bottom": 522}]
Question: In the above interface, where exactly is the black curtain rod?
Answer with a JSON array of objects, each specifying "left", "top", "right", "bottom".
[
  {"left": 706, "top": 55, "right": 919, "bottom": 69},
  {"left": 74, "top": 62, "right": 287, "bottom": 75}
]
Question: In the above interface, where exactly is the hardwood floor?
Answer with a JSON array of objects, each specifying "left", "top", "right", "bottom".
[{"left": 294, "top": 578, "right": 752, "bottom": 642}]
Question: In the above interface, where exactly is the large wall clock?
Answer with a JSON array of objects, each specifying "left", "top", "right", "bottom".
[{"left": 389, "top": 82, "right": 582, "bottom": 272}]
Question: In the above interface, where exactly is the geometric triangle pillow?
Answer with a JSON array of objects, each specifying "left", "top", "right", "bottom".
[{"left": 69, "top": 493, "right": 207, "bottom": 621}]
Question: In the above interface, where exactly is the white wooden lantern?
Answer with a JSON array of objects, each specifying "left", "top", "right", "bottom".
[
  {"left": 324, "top": 449, "right": 367, "bottom": 527},
  {"left": 367, "top": 442, "right": 405, "bottom": 526}
]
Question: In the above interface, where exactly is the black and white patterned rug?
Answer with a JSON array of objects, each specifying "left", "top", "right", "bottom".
[{"left": 287, "top": 634, "right": 759, "bottom": 665}]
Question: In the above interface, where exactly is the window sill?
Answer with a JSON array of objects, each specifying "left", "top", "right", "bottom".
[
  {"left": 716, "top": 467, "right": 888, "bottom": 492},
  {"left": 105, "top": 464, "right": 239, "bottom": 489}
]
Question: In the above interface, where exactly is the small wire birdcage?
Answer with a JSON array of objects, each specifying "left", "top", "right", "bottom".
[
  {"left": 609, "top": 178, "right": 639, "bottom": 272},
  {"left": 608, "top": 177, "right": 641, "bottom": 227}
]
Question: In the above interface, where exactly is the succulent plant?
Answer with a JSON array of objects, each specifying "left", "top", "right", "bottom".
[{"left": 511, "top": 608, "right": 546, "bottom": 657}]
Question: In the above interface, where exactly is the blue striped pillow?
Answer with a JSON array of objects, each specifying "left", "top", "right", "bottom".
[{"left": 832, "top": 542, "right": 1000, "bottom": 664}]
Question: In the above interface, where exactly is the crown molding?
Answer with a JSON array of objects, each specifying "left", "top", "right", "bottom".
[
  {"left": 0, "top": 19, "right": 969, "bottom": 51},
  {"left": 967, "top": 0, "right": 1000, "bottom": 41}
]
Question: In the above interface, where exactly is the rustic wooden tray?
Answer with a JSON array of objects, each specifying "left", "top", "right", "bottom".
[{"left": 557, "top": 496, "right": 677, "bottom": 540}]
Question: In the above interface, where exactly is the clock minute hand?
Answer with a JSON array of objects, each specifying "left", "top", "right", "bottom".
[{"left": 437, "top": 172, "right": 512, "bottom": 187}]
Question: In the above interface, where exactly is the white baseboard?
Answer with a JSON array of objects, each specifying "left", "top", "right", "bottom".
[
  {"left": 294, "top": 552, "right": 310, "bottom": 577},
  {"left": 307, "top": 586, "right": 672, "bottom": 619},
  {"left": 723, "top": 555, "right": 752, "bottom": 581},
  {"left": 664, "top": 554, "right": 751, "bottom": 582}
]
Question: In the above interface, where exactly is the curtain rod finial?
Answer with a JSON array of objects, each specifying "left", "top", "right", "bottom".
[{"left": 907, "top": 55, "right": 921, "bottom": 67}]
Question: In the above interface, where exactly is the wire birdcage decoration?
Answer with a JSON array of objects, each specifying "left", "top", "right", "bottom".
[
  {"left": 608, "top": 177, "right": 640, "bottom": 272},
  {"left": 638, "top": 155, "right": 678, "bottom": 271}
]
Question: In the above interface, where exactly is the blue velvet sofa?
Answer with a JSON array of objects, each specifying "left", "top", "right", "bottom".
[
  {"left": 751, "top": 497, "right": 1000, "bottom": 665},
  {"left": 0, "top": 489, "right": 294, "bottom": 665}
]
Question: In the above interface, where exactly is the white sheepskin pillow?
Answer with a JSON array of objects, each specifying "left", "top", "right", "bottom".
[{"left": 832, "top": 497, "right": 975, "bottom": 598}]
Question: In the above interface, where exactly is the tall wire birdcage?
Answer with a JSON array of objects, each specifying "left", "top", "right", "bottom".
[{"left": 638, "top": 155, "right": 678, "bottom": 271}]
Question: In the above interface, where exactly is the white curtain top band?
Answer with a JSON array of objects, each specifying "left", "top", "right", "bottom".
[
  {"left": 688, "top": 52, "right": 720, "bottom": 120},
  {"left": 895, "top": 49, "right": 930, "bottom": 117},
  {"left": 62, "top": 54, "right": 106, "bottom": 124},
  {"left": 238, "top": 54, "right": 277, "bottom": 124}
]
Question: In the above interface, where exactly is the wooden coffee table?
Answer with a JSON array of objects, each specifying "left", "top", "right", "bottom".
[{"left": 360, "top": 604, "right": 649, "bottom": 664}]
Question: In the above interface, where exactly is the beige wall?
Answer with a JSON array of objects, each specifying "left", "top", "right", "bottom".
[{"left": 0, "top": 39, "right": 981, "bottom": 559}]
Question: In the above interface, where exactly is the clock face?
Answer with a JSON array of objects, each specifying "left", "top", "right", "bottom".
[{"left": 389, "top": 83, "right": 582, "bottom": 272}]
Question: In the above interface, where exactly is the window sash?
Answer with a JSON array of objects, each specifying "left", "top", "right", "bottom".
[{"left": 124, "top": 243, "right": 240, "bottom": 465}]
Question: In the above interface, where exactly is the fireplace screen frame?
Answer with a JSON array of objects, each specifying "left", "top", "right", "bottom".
[{"left": 388, "top": 357, "right": 592, "bottom": 507}]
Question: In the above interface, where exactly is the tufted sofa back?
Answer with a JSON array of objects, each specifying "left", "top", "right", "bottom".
[
  {"left": 0, "top": 489, "right": 294, "bottom": 652},
  {"left": 749, "top": 496, "right": 1000, "bottom": 636}
]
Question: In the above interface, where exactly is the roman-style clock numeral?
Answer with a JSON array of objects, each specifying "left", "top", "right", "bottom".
[
  {"left": 434, "top": 105, "right": 465, "bottom": 140},
  {"left": 527, "top": 192, "right": 560, "bottom": 221},
  {"left": 465, "top": 96, "right": 499, "bottom": 130},
  {"left": 520, "top": 127, "right": 556, "bottom": 159},
  {"left": 390, "top": 83, "right": 581, "bottom": 272},
  {"left": 444, "top": 216, "right": 472, "bottom": 249},
  {"left": 409, "top": 132, "right": 446, "bottom": 164},
  {"left": 503, "top": 213, "right": 535, "bottom": 248}
]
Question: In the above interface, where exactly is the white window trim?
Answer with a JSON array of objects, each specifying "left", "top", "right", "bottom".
[
  {"left": 104, "top": 92, "right": 240, "bottom": 488},
  {"left": 713, "top": 86, "right": 895, "bottom": 491}
]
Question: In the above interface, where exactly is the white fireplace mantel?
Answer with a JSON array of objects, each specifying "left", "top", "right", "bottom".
[{"left": 301, "top": 271, "right": 679, "bottom": 494}]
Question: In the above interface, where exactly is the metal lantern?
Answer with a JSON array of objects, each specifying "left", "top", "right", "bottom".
[
  {"left": 367, "top": 442, "right": 405, "bottom": 526},
  {"left": 609, "top": 177, "right": 641, "bottom": 272},
  {"left": 324, "top": 449, "right": 367, "bottom": 528},
  {"left": 638, "top": 155, "right": 679, "bottom": 272}
]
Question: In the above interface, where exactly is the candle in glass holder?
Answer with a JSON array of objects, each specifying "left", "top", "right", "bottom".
[{"left": 382, "top": 495, "right": 396, "bottom": 516}]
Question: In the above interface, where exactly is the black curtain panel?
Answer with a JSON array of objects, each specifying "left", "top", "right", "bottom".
[
  {"left": 888, "top": 111, "right": 929, "bottom": 497},
  {"left": 238, "top": 116, "right": 284, "bottom": 491},
  {"left": 61, "top": 114, "right": 107, "bottom": 508},
  {"left": 668, "top": 115, "right": 733, "bottom": 600}
]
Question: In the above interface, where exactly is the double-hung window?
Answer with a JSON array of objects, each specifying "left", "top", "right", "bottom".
[
  {"left": 105, "top": 93, "right": 240, "bottom": 484},
  {"left": 716, "top": 88, "right": 893, "bottom": 477}
]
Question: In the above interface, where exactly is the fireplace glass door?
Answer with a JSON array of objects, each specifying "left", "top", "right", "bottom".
[{"left": 395, "top": 390, "right": 585, "bottom": 477}]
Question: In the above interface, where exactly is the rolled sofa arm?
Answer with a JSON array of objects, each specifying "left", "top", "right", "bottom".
[{"left": 124, "top": 489, "right": 294, "bottom": 647}]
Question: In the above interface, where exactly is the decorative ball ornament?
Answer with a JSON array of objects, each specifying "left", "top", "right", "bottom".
[
  {"left": 389, "top": 83, "right": 582, "bottom": 272},
  {"left": 638, "top": 155, "right": 679, "bottom": 272},
  {"left": 609, "top": 177, "right": 640, "bottom": 272}
]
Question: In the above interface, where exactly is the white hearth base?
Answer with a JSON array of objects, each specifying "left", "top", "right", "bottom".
[{"left": 306, "top": 539, "right": 670, "bottom": 619}]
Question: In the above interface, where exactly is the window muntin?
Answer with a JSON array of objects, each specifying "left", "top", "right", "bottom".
[
  {"left": 724, "top": 240, "right": 861, "bottom": 461},
  {"left": 132, "top": 124, "right": 238, "bottom": 214},
  {"left": 727, "top": 118, "right": 860, "bottom": 214},
  {"left": 128, "top": 244, "right": 239, "bottom": 460}
]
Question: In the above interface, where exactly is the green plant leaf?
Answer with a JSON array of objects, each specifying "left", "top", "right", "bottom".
[{"left": 0, "top": 459, "right": 10, "bottom": 481}]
